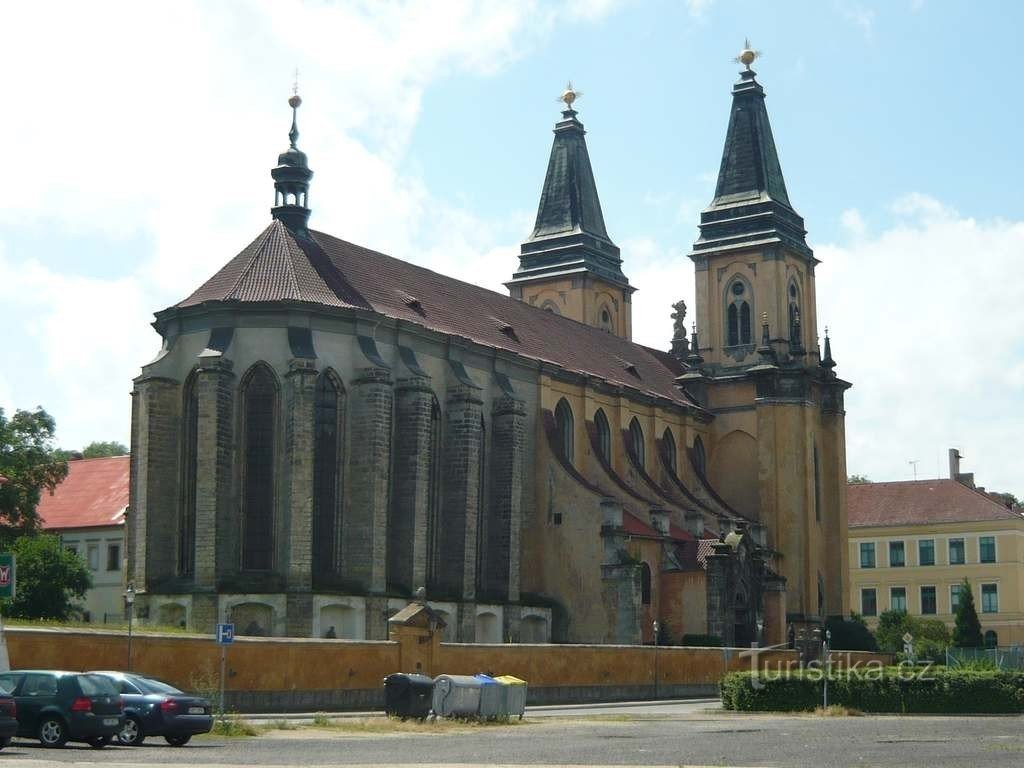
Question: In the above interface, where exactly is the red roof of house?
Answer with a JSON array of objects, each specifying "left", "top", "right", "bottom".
[
  {"left": 847, "top": 479, "right": 1024, "bottom": 529},
  {"left": 38, "top": 456, "right": 129, "bottom": 530}
]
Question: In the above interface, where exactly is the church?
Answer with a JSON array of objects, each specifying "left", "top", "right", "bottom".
[{"left": 127, "top": 48, "right": 851, "bottom": 646}]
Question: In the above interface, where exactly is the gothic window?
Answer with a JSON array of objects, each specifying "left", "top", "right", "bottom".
[
  {"left": 599, "top": 305, "right": 613, "bottom": 332},
  {"left": 540, "top": 300, "right": 561, "bottom": 315},
  {"left": 692, "top": 436, "right": 707, "bottom": 478},
  {"left": 555, "top": 399, "right": 574, "bottom": 465},
  {"left": 594, "top": 408, "right": 611, "bottom": 464},
  {"left": 475, "top": 415, "right": 488, "bottom": 594},
  {"left": 818, "top": 572, "right": 826, "bottom": 617},
  {"left": 662, "top": 427, "right": 677, "bottom": 476},
  {"left": 178, "top": 371, "right": 198, "bottom": 577},
  {"left": 426, "top": 399, "right": 442, "bottom": 590},
  {"left": 628, "top": 417, "right": 645, "bottom": 469},
  {"left": 725, "top": 279, "right": 753, "bottom": 346},
  {"left": 313, "top": 372, "right": 342, "bottom": 577},
  {"left": 813, "top": 444, "right": 822, "bottom": 523},
  {"left": 788, "top": 281, "right": 802, "bottom": 347},
  {"left": 640, "top": 562, "right": 652, "bottom": 605},
  {"left": 241, "top": 364, "right": 277, "bottom": 572}
]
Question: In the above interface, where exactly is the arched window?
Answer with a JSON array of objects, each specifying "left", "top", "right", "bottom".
[
  {"left": 475, "top": 415, "right": 488, "bottom": 594},
  {"left": 178, "top": 371, "right": 199, "bottom": 577},
  {"left": 594, "top": 408, "right": 611, "bottom": 464},
  {"left": 725, "top": 278, "right": 753, "bottom": 346},
  {"left": 555, "top": 399, "right": 574, "bottom": 464},
  {"left": 788, "top": 282, "right": 802, "bottom": 348},
  {"left": 628, "top": 417, "right": 645, "bottom": 469},
  {"left": 540, "top": 300, "right": 561, "bottom": 315},
  {"left": 426, "top": 399, "right": 442, "bottom": 590},
  {"left": 241, "top": 365, "right": 277, "bottom": 571},
  {"left": 640, "top": 562, "right": 652, "bottom": 605},
  {"left": 662, "top": 428, "right": 677, "bottom": 476},
  {"left": 313, "top": 372, "right": 342, "bottom": 577},
  {"left": 599, "top": 305, "right": 613, "bottom": 332},
  {"left": 813, "top": 443, "right": 822, "bottom": 523},
  {"left": 984, "top": 630, "right": 998, "bottom": 649},
  {"left": 692, "top": 436, "right": 707, "bottom": 477},
  {"left": 818, "top": 572, "right": 826, "bottom": 618}
]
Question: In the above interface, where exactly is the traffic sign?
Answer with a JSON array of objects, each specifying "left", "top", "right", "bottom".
[
  {"left": 216, "top": 623, "right": 235, "bottom": 645},
  {"left": 0, "top": 554, "right": 15, "bottom": 600}
]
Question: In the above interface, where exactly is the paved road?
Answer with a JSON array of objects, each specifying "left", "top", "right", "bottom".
[{"left": 1, "top": 704, "right": 1021, "bottom": 767}]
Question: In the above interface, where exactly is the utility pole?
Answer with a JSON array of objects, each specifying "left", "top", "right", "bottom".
[{"left": 908, "top": 460, "right": 919, "bottom": 480}]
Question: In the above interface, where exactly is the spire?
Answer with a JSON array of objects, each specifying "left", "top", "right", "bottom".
[
  {"left": 820, "top": 326, "right": 836, "bottom": 373},
  {"left": 757, "top": 312, "right": 777, "bottom": 364},
  {"left": 690, "top": 44, "right": 813, "bottom": 263},
  {"left": 271, "top": 85, "right": 313, "bottom": 236},
  {"left": 686, "top": 323, "right": 704, "bottom": 367},
  {"left": 510, "top": 83, "right": 630, "bottom": 291}
]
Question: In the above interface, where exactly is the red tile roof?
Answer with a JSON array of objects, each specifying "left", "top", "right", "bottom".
[
  {"left": 38, "top": 456, "right": 129, "bottom": 531},
  {"left": 847, "top": 479, "right": 1024, "bottom": 529},
  {"left": 172, "top": 222, "right": 698, "bottom": 408}
]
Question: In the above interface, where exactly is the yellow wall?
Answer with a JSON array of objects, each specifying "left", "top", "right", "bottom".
[
  {"left": 849, "top": 519, "right": 1024, "bottom": 645},
  {"left": 520, "top": 276, "right": 632, "bottom": 340}
]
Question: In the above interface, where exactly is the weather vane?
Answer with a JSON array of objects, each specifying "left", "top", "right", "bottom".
[
  {"left": 559, "top": 80, "right": 582, "bottom": 110},
  {"left": 734, "top": 38, "right": 762, "bottom": 70}
]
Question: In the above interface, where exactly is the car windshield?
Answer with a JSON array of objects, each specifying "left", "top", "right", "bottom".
[
  {"left": 133, "top": 676, "right": 183, "bottom": 695},
  {"left": 78, "top": 674, "right": 118, "bottom": 696}
]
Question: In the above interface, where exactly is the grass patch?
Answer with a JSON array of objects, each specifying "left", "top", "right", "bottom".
[
  {"left": 312, "top": 712, "right": 333, "bottom": 727},
  {"left": 306, "top": 716, "right": 531, "bottom": 734},
  {"left": 211, "top": 718, "right": 263, "bottom": 737},
  {"left": 268, "top": 719, "right": 299, "bottom": 730},
  {"left": 813, "top": 705, "right": 862, "bottom": 717}
]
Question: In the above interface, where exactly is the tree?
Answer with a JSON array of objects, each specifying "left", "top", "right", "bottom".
[
  {"left": 0, "top": 534, "right": 91, "bottom": 620},
  {"left": 875, "top": 610, "right": 951, "bottom": 654},
  {"left": 0, "top": 408, "right": 68, "bottom": 532},
  {"left": 825, "top": 612, "right": 878, "bottom": 651},
  {"left": 989, "top": 491, "right": 1019, "bottom": 509},
  {"left": 953, "top": 578, "right": 984, "bottom": 648},
  {"left": 81, "top": 441, "right": 128, "bottom": 459},
  {"left": 848, "top": 474, "right": 872, "bottom": 484}
]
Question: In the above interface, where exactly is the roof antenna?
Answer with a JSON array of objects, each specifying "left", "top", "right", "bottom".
[{"left": 908, "top": 459, "right": 919, "bottom": 481}]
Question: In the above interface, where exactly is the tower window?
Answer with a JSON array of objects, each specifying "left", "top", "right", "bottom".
[
  {"left": 725, "top": 279, "right": 753, "bottom": 346},
  {"left": 555, "top": 398, "right": 574, "bottom": 465}
]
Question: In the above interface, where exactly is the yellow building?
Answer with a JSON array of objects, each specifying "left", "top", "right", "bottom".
[{"left": 848, "top": 452, "right": 1024, "bottom": 647}]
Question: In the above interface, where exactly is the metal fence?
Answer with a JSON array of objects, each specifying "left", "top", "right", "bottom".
[{"left": 945, "top": 646, "right": 1024, "bottom": 669}]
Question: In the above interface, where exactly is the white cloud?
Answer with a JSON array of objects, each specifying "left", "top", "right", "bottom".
[
  {"left": 840, "top": 208, "right": 867, "bottom": 238},
  {"left": 816, "top": 196, "right": 1024, "bottom": 497},
  {"left": 836, "top": 1, "right": 876, "bottom": 39},
  {"left": 684, "top": 0, "right": 715, "bottom": 19}
]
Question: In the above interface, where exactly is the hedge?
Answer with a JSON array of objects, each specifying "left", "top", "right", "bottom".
[{"left": 720, "top": 668, "right": 1024, "bottom": 713}]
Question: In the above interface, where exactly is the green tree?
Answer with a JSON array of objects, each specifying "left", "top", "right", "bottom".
[
  {"left": 81, "top": 441, "right": 128, "bottom": 459},
  {"left": 848, "top": 474, "right": 872, "bottom": 484},
  {"left": 825, "top": 611, "right": 878, "bottom": 651},
  {"left": 989, "top": 491, "right": 1019, "bottom": 509},
  {"left": 0, "top": 408, "right": 68, "bottom": 532},
  {"left": 0, "top": 534, "right": 91, "bottom": 620},
  {"left": 953, "top": 578, "right": 984, "bottom": 648}
]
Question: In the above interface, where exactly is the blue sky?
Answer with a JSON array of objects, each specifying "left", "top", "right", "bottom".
[{"left": 0, "top": 0, "right": 1021, "bottom": 496}]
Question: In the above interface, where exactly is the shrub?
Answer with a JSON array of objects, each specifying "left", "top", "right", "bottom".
[
  {"left": 825, "top": 613, "right": 878, "bottom": 651},
  {"left": 681, "top": 634, "right": 722, "bottom": 647},
  {"left": 720, "top": 668, "right": 1024, "bottom": 713}
]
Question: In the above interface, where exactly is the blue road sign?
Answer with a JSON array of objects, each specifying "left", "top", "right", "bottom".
[{"left": 216, "top": 623, "right": 235, "bottom": 645}]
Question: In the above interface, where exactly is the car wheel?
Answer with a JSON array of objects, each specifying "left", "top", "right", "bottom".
[
  {"left": 38, "top": 716, "right": 68, "bottom": 748},
  {"left": 86, "top": 735, "right": 111, "bottom": 749},
  {"left": 118, "top": 715, "right": 145, "bottom": 746},
  {"left": 164, "top": 734, "right": 192, "bottom": 747}
]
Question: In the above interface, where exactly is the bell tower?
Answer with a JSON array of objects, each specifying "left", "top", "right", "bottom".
[
  {"left": 271, "top": 89, "right": 314, "bottom": 236},
  {"left": 507, "top": 84, "right": 634, "bottom": 339}
]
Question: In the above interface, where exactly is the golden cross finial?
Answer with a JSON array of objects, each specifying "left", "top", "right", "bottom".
[
  {"left": 559, "top": 80, "right": 582, "bottom": 110},
  {"left": 734, "top": 38, "right": 762, "bottom": 70}
]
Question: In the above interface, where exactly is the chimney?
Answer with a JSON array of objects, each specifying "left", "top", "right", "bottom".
[{"left": 949, "top": 448, "right": 976, "bottom": 488}]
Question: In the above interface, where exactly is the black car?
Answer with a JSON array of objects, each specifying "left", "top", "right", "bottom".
[
  {"left": 0, "top": 670, "right": 123, "bottom": 748},
  {"left": 0, "top": 691, "right": 18, "bottom": 749},
  {"left": 90, "top": 671, "right": 213, "bottom": 746}
]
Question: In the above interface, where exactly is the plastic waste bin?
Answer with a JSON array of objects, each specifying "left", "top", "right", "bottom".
[
  {"left": 495, "top": 675, "right": 527, "bottom": 719},
  {"left": 474, "top": 674, "right": 505, "bottom": 720},
  {"left": 432, "top": 674, "right": 482, "bottom": 718},
  {"left": 383, "top": 673, "right": 435, "bottom": 720}
]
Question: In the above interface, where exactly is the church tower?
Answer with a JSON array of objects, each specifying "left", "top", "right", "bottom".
[
  {"left": 507, "top": 84, "right": 634, "bottom": 339},
  {"left": 683, "top": 46, "right": 852, "bottom": 637}
]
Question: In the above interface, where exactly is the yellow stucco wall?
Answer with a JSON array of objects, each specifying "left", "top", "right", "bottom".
[{"left": 519, "top": 276, "right": 632, "bottom": 340}]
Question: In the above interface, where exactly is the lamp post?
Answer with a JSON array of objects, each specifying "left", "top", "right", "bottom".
[
  {"left": 124, "top": 583, "right": 135, "bottom": 672},
  {"left": 652, "top": 620, "right": 660, "bottom": 700},
  {"left": 755, "top": 617, "right": 764, "bottom": 648},
  {"left": 823, "top": 628, "right": 832, "bottom": 709}
]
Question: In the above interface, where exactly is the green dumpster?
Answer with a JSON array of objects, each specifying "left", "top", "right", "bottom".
[{"left": 495, "top": 675, "right": 527, "bottom": 719}]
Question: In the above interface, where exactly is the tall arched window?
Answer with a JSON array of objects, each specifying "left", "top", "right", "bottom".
[
  {"left": 628, "top": 417, "right": 645, "bottom": 469},
  {"left": 475, "top": 415, "right": 488, "bottom": 594},
  {"left": 241, "top": 365, "right": 277, "bottom": 571},
  {"left": 594, "top": 408, "right": 611, "bottom": 464},
  {"left": 662, "top": 427, "right": 677, "bottom": 476},
  {"left": 178, "top": 371, "right": 199, "bottom": 577},
  {"left": 813, "top": 443, "right": 822, "bottom": 523},
  {"left": 692, "top": 436, "right": 707, "bottom": 478},
  {"left": 788, "top": 282, "right": 802, "bottom": 347},
  {"left": 313, "top": 372, "right": 342, "bottom": 577},
  {"left": 555, "top": 399, "right": 574, "bottom": 465},
  {"left": 640, "top": 562, "right": 652, "bottom": 605},
  {"left": 426, "top": 399, "right": 442, "bottom": 591},
  {"left": 726, "top": 278, "right": 753, "bottom": 346}
]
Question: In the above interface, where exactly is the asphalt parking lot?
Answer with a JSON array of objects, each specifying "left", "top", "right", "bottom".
[{"left": 1, "top": 703, "right": 1022, "bottom": 767}]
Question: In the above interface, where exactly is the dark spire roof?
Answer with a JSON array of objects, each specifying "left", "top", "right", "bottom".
[
  {"left": 271, "top": 92, "right": 313, "bottom": 236},
  {"left": 509, "top": 88, "right": 630, "bottom": 291},
  {"left": 690, "top": 65, "right": 813, "bottom": 263}
]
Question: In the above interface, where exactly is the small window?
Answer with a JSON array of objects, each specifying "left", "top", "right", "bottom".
[
  {"left": 920, "top": 586, "right": 936, "bottom": 615},
  {"left": 640, "top": 562, "right": 652, "bottom": 605},
  {"left": 106, "top": 543, "right": 121, "bottom": 572},
  {"left": 861, "top": 588, "right": 877, "bottom": 617},
  {"left": 555, "top": 399, "right": 574, "bottom": 465},
  {"left": 918, "top": 539, "right": 935, "bottom": 566},
  {"left": 732, "top": 282, "right": 745, "bottom": 297},
  {"left": 949, "top": 538, "right": 965, "bottom": 565},
  {"left": 87, "top": 544, "right": 100, "bottom": 571},
  {"left": 890, "top": 587, "right": 907, "bottom": 612},
  {"left": 981, "top": 583, "right": 998, "bottom": 614},
  {"left": 119, "top": 679, "right": 142, "bottom": 695},
  {"left": 77, "top": 675, "right": 118, "bottom": 696},
  {"left": 22, "top": 673, "right": 58, "bottom": 697},
  {"left": 950, "top": 584, "right": 962, "bottom": 612},
  {"left": 979, "top": 536, "right": 996, "bottom": 564},
  {"left": 628, "top": 418, "right": 645, "bottom": 469},
  {"left": 859, "top": 542, "right": 875, "bottom": 569},
  {"left": 889, "top": 541, "right": 905, "bottom": 568}
]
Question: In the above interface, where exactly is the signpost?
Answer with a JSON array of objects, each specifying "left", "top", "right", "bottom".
[
  {"left": 215, "top": 623, "right": 234, "bottom": 720},
  {"left": 0, "top": 554, "right": 15, "bottom": 673}
]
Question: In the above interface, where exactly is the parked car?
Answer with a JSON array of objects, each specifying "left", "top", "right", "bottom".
[
  {"left": 0, "top": 670, "right": 123, "bottom": 748},
  {"left": 90, "top": 671, "right": 213, "bottom": 746},
  {"left": 0, "top": 690, "right": 18, "bottom": 749}
]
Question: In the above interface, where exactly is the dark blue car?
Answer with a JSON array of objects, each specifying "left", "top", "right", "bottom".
[
  {"left": 0, "top": 670, "right": 123, "bottom": 748},
  {"left": 90, "top": 671, "right": 213, "bottom": 747}
]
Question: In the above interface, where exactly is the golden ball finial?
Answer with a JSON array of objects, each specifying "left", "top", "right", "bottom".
[
  {"left": 288, "top": 93, "right": 302, "bottom": 109},
  {"left": 560, "top": 80, "right": 581, "bottom": 109},
  {"left": 735, "top": 38, "right": 761, "bottom": 70}
]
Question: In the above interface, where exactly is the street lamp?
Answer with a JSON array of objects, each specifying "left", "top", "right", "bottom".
[
  {"left": 652, "top": 620, "right": 660, "bottom": 700},
  {"left": 755, "top": 617, "right": 764, "bottom": 648},
  {"left": 124, "top": 583, "right": 135, "bottom": 672},
  {"left": 823, "top": 628, "right": 832, "bottom": 708}
]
